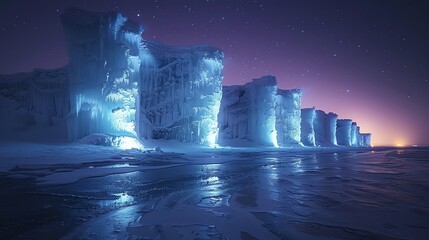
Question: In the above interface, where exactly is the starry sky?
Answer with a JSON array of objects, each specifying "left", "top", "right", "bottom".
[{"left": 0, "top": 0, "right": 428, "bottom": 146}]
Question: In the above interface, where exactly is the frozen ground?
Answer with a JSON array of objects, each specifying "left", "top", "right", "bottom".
[{"left": 0, "top": 143, "right": 428, "bottom": 239}]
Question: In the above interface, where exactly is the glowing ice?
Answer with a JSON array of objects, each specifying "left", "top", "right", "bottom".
[
  {"left": 62, "top": 8, "right": 146, "bottom": 141},
  {"left": 138, "top": 42, "right": 223, "bottom": 145},
  {"left": 218, "top": 76, "right": 278, "bottom": 146},
  {"left": 301, "top": 107, "right": 316, "bottom": 146},
  {"left": 275, "top": 89, "right": 302, "bottom": 146}
]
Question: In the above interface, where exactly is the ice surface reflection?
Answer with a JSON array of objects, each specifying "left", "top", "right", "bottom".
[
  {"left": 2, "top": 148, "right": 429, "bottom": 239},
  {"left": 99, "top": 192, "right": 134, "bottom": 208}
]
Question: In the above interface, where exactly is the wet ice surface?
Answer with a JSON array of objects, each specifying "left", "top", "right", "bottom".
[{"left": 1, "top": 146, "right": 429, "bottom": 239}]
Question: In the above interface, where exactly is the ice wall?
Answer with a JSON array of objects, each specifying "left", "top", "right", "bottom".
[
  {"left": 350, "top": 122, "right": 358, "bottom": 146},
  {"left": 218, "top": 76, "right": 277, "bottom": 146},
  {"left": 356, "top": 126, "right": 363, "bottom": 146},
  {"left": 314, "top": 110, "right": 326, "bottom": 146},
  {"left": 326, "top": 112, "right": 338, "bottom": 145},
  {"left": 313, "top": 110, "right": 337, "bottom": 146},
  {"left": 0, "top": 68, "right": 69, "bottom": 120},
  {"left": 361, "top": 133, "right": 372, "bottom": 147},
  {"left": 139, "top": 41, "right": 223, "bottom": 145},
  {"left": 0, "top": 68, "right": 69, "bottom": 141},
  {"left": 336, "top": 119, "right": 353, "bottom": 146},
  {"left": 62, "top": 8, "right": 147, "bottom": 141},
  {"left": 275, "top": 89, "right": 302, "bottom": 146},
  {"left": 300, "top": 107, "right": 316, "bottom": 146}
]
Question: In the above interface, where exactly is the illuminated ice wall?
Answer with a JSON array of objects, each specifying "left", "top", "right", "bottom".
[
  {"left": 138, "top": 42, "right": 223, "bottom": 145},
  {"left": 62, "top": 8, "right": 149, "bottom": 141},
  {"left": 275, "top": 89, "right": 302, "bottom": 146},
  {"left": 350, "top": 122, "right": 358, "bottom": 146},
  {"left": 218, "top": 76, "right": 278, "bottom": 146},
  {"left": 301, "top": 107, "right": 316, "bottom": 146}
]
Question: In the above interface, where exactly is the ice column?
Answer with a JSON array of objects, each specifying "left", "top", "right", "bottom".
[
  {"left": 275, "top": 89, "right": 302, "bottom": 146},
  {"left": 336, "top": 119, "right": 353, "bottom": 146},
  {"left": 139, "top": 42, "right": 223, "bottom": 145},
  {"left": 218, "top": 76, "right": 277, "bottom": 146},
  {"left": 300, "top": 107, "right": 316, "bottom": 146},
  {"left": 61, "top": 8, "right": 148, "bottom": 141}
]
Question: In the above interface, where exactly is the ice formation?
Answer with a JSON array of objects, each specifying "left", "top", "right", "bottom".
[
  {"left": 350, "top": 122, "right": 358, "bottom": 146},
  {"left": 275, "top": 89, "right": 302, "bottom": 146},
  {"left": 300, "top": 108, "right": 316, "bottom": 146},
  {"left": 361, "top": 133, "right": 372, "bottom": 147},
  {"left": 314, "top": 110, "right": 338, "bottom": 146},
  {"left": 218, "top": 76, "right": 278, "bottom": 146},
  {"left": 336, "top": 119, "right": 353, "bottom": 146},
  {"left": 0, "top": 8, "right": 372, "bottom": 148},
  {"left": 138, "top": 42, "right": 223, "bottom": 145},
  {"left": 0, "top": 68, "right": 69, "bottom": 141},
  {"left": 61, "top": 8, "right": 145, "bottom": 141}
]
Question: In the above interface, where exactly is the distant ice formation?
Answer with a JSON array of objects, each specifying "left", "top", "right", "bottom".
[{"left": 0, "top": 8, "right": 372, "bottom": 148}]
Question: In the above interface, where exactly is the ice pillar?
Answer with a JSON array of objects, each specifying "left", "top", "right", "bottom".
[{"left": 301, "top": 107, "right": 316, "bottom": 146}]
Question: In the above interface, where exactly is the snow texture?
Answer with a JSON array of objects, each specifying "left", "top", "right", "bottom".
[
  {"left": 300, "top": 107, "right": 316, "bottom": 146},
  {"left": 61, "top": 8, "right": 146, "bottom": 141},
  {"left": 218, "top": 76, "right": 277, "bottom": 146},
  {"left": 138, "top": 41, "right": 223, "bottom": 145},
  {"left": 314, "top": 110, "right": 338, "bottom": 146},
  {"left": 336, "top": 119, "right": 353, "bottom": 146},
  {"left": 275, "top": 89, "right": 302, "bottom": 146}
]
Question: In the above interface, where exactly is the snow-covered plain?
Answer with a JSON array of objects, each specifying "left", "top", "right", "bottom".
[{"left": 1, "top": 143, "right": 428, "bottom": 239}]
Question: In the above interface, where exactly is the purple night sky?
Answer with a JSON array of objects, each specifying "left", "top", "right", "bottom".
[{"left": 0, "top": 0, "right": 428, "bottom": 146}]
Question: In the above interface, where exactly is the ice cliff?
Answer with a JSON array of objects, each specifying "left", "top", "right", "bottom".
[
  {"left": 61, "top": 8, "right": 146, "bottom": 141},
  {"left": 218, "top": 76, "right": 277, "bottom": 146},
  {"left": 138, "top": 42, "right": 223, "bottom": 145},
  {"left": 61, "top": 8, "right": 223, "bottom": 145},
  {"left": 314, "top": 110, "right": 338, "bottom": 146},
  {"left": 275, "top": 89, "right": 302, "bottom": 146},
  {"left": 301, "top": 108, "right": 316, "bottom": 146},
  {"left": 0, "top": 8, "right": 372, "bottom": 148},
  {"left": 336, "top": 119, "right": 353, "bottom": 146},
  {"left": 0, "top": 68, "right": 69, "bottom": 141}
]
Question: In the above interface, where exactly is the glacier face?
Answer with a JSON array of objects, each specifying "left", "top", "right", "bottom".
[
  {"left": 62, "top": 8, "right": 145, "bottom": 141},
  {"left": 300, "top": 108, "right": 316, "bottom": 146},
  {"left": 314, "top": 110, "right": 338, "bottom": 146},
  {"left": 138, "top": 42, "right": 223, "bottom": 145},
  {"left": 275, "top": 89, "right": 302, "bottom": 146},
  {"left": 361, "top": 133, "right": 372, "bottom": 147},
  {"left": 0, "top": 68, "right": 69, "bottom": 141},
  {"left": 336, "top": 119, "right": 353, "bottom": 146},
  {"left": 1, "top": 8, "right": 372, "bottom": 148},
  {"left": 218, "top": 76, "right": 277, "bottom": 146}
]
